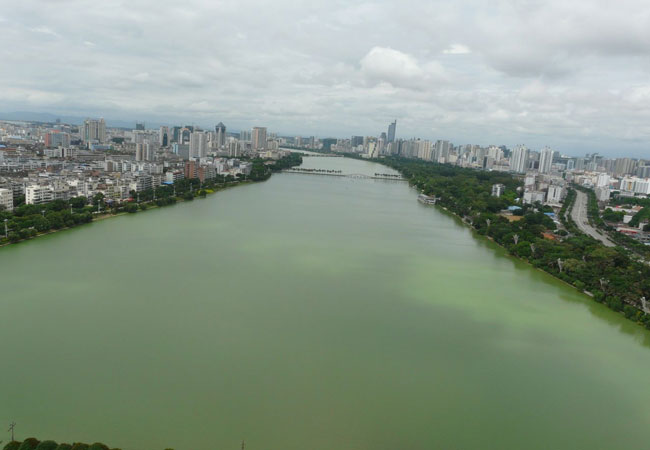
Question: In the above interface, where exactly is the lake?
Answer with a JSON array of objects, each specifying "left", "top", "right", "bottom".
[{"left": 1, "top": 156, "right": 649, "bottom": 450}]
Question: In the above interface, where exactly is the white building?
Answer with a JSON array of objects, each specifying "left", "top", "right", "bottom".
[
  {"left": 491, "top": 184, "right": 505, "bottom": 197},
  {"left": 252, "top": 127, "right": 267, "bottom": 150},
  {"left": 25, "top": 185, "right": 53, "bottom": 205},
  {"left": 595, "top": 186, "right": 611, "bottom": 202},
  {"left": 538, "top": 147, "right": 555, "bottom": 174},
  {"left": 523, "top": 191, "right": 546, "bottom": 204},
  {"left": 596, "top": 173, "right": 610, "bottom": 188},
  {"left": 189, "top": 132, "right": 208, "bottom": 159},
  {"left": 546, "top": 185, "right": 565, "bottom": 205},
  {"left": 82, "top": 118, "right": 106, "bottom": 143},
  {"left": 0, "top": 188, "right": 13, "bottom": 211},
  {"left": 510, "top": 145, "right": 529, "bottom": 173}
]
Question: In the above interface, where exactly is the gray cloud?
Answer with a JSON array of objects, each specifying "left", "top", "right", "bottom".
[{"left": 2, "top": 0, "right": 650, "bottom": 156}]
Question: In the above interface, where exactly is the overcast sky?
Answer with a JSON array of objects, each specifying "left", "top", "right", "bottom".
[{"left": 3, "top": 0, "right": 650, "bottom": 157}]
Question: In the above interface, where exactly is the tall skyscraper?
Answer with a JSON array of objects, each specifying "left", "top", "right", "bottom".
[
  {"left": 159, "top": 126, "right": 169, "bottom": 147},
  {"left": 510, "top": 145, "right": 529, "bottom": 173},
  {"left": 144, "top": 141, "right": 154, "bottom": 161},
  {"left": 189, "top": 132, "right": 208, "bottom": 158},
  {"left": 135, "top": 143, "right": 144, "bottom": 161},
  {"left": 82, "top": 118, "right": 106, "bottom": 143},
  {"left": 240, "top": 130, "right": 252, "bottom": 142},
  {"left": 614, "top": 157, "right": 635, "bottom": 176},
  {"left": 180, "top": 128, "right": 191, "bottom": 145},
  {"left": 215, "top": 122, "right": 226, "bottom": 148},
  {"left": 387, "top": 120, "right": 397, "bottom": 143},
  {"left": 433, "top": 140, "right": 450, "bottom": 163},
  {"left": 539, "top": 147, "right": 555, "bottom": 174},
  {"left": 252, "top": 127, "right": 267, "bottom": 150}
]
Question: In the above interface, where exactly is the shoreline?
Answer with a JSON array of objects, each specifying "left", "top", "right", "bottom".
[
  {"left": 0, "top": 179, "right": 255, "bottom": 249},
  {"left": 315, "top": 151, "right": 649, "bottom": 327},
  {"left": 425, "top": 197, "right": 596, "bottom": 298}
]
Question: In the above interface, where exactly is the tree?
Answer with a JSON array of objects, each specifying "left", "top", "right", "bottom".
[
  {"left": 18, "top": 439, "right": 41, "bottom": 450},
  {"left": 87, "top": 444, "right": 109, "bottom": 450},
  {"left": 70, "top": 197, "right": 88, "bottom": 209},
  {"left": 92, "top": 193, "right": 105, "bottom": 207},
  {"left": 125, "top": 203, "right": 138, "bottom": 213},
  {"left": 35, "top": 442, "right": 58, "bottom": 450},
  {"left": 70, "top": 444, "right": 88, "bottom": 450}
]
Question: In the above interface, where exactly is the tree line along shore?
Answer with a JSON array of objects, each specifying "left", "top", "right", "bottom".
[
  {"left": 322, "top": 151, "right": 650, "bottom": 329},
  {"left": 379, "top": 156, "right": 650, "bottom": 329},
  {"left": 0, "top": 153, "right": 302, "bottom": 247},
  {"left": 3, "top": 439, "right": 137, "bottom": 450}
]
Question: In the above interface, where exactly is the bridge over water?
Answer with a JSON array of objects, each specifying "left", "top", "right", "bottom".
[{"left": 283, "top": 169, "right": 407, "bottom": 181}]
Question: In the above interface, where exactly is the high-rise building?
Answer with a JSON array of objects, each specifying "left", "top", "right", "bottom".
[
  {"left": 135, "top": 143, "right": 144, "bottom": 161},
  {"left": 189, "top": 132, "right": 208, "bottom": 158},
  {"left": 215, "top": 122, "right": 226, "bottom": 148},
  {"left": 144, "top": 141, "right": 154, "bottom": 161},
  {"left": 387, "top": 120, "right": 397, "bottom": 143},
  {"left": 172, "top": 126, "right": 182, "bottom": 143},
  {"left": 135, "top": 122, "right": 145, "bottom": 131},
  {"left": 539, "top": 147, "right": 555, "bottom": 174},
  {"left": 45, "top": 131, "right": 71, "bottom": 148},
  {"left": 228, "top": 141, "right": 241, "bottom": 157},
  {"left": 240, "top": 130, "right": 252, "bottom": 142},
  {"left": 135, "top": 142, "right": 154, "bottom": 162},
  {"left": 614, "top": 158, "right": 636, "bottom": 176},
  {"left": 510, "top": 145, "right": 529, "bottom": 173},
  {"left": 180, "top": 128, "right": 192, "bottom": 145},
  {"left": 159, "top": 126, "right": 169, "bottom": 147},
  {"left": 252, "top": 127, "right": 267, "bottom": 150},
  {"left": 433, "top": 140, "right": 450, "bottom": 163},
  {"left": 351, "top": 136, "right": 364, "bottom": 148},
  {"left": 322, "top": 138, "right": 337, "bottom": 152},
  {"left": 82, "top": 118, "right": 106, "bottom": 143}
]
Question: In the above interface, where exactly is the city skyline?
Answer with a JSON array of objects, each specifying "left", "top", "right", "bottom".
[{"left": 3, "top": 0, "right": 650, "bottom": 157}]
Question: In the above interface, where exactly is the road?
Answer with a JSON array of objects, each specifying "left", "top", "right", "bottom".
[{"left": 570, "top": 190, "right": 616, "bottom": 247}]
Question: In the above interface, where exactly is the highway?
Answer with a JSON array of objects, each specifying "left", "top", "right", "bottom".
[{"left": 570, "top": 190, "right": 616, "bottom": 247}]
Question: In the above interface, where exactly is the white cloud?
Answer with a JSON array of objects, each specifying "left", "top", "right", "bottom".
[
  {"left": 28, "top": 26, "right": 60, "bottom": 38},
  {"left": 360, "top": 47, "right": 448, "bottom": 89},
  {"left": 2, "top": 0, "right": 650, "bottom": 156},
  {"left": 443, "top": 44, "right": 470, "bottom": 55}
]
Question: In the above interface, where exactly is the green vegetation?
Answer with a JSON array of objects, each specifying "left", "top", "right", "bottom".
[
  {"left": 628, "top": 207, "right": 650, "bottom": 227},
  {"left": 602, "top": 208, "right": 625, "bottom": 222},
  {"left": 0, "top": 198, "right": 94, "bottom": 244},
  {"left": 269, "top": 152, "right": 303, "bottom": 171},
  {"left": 2, "top": 439, "right": 160, "bottom": 450},
  {"left": 0, "top": 154, "right": 302, "bottom": 247},
  {"left": 573, "top": 186, "right": 650, "bottom": 259},
  {"left": 379, "top": 157, "right": 650, "bottom": 328}
]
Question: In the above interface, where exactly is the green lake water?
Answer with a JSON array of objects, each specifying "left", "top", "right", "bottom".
[{"left": 1, "top": 156, "right": 650, "bottom": 450}]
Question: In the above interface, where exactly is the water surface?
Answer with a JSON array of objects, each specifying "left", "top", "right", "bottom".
[{"left": 1, "top": 156, "right": 649, "bottom": 450}]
